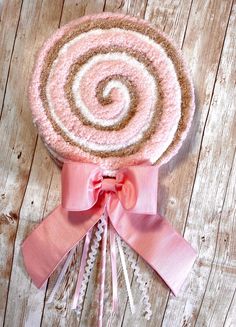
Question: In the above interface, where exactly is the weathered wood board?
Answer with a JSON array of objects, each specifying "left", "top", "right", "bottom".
[{"left": 0, "top": 0, "right": 235, "bottom": 326}]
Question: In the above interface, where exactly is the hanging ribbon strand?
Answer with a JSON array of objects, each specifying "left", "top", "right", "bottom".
[
  {"left": 52, "top": 246, "right": 80, "bottom": 315},
  {"left": 74, "top": 217, "right": 106, "bottom": 316},
  {"left": 117, "top": 236, "right": 135, "bottom": 314},
  {"left": 109, "top": 224, "right": 118, "bottom": 313},
  {"left": 122, "top": 240, "right": 152, "bottom": 320},
  {"left": 71, "top": 229, "right": 93, "bottom": 311},
  {"left": 47, "top": 247, "right": 77, "bottom": 305},
  {"left": 98, "top": 211, "right": 108, "bottom": 326}
]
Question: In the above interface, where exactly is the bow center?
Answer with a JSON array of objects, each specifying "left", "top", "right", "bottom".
[{"left": 101, "top": 178, "right": 117, "bottom": 193}]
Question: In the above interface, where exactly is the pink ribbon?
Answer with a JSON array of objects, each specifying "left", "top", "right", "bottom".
[
  {"left": 22, "top": 162, "right": 197, "bottom": 297},
  {"left": 98, "top": 210, "right": 108, "bottom": 327},
  {"left": 71, "top": 229, "right": 92, "bottom": 310},
  {"left": 109, "top": 223, "right": 118, "bottom": 312}
]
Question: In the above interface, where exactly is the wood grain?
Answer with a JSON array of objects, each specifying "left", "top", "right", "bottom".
[{"left": 0, "top": 0, "right": 235, "bottom": 326}]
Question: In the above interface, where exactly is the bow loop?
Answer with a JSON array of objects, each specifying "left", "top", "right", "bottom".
[
  {"left": 115, "top": 171, "right": 137, "bottom": 210},
  {"left": 89, "top": 167, "right": 103, "bottom": 190},
  {"left": 61, "top": 162, "right": 102, "bottom": 211},
  {"left": 117, "top": 166, "right": 159, "bottom": 215}
]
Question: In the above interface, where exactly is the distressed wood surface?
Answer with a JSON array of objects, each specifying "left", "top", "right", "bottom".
[{"left": 0, "top": 0, "right": 235, "bottom": 326}]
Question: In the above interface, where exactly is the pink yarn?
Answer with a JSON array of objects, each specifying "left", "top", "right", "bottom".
[{"left": 28, "top": 13, "right": 195, "bottom": 170}]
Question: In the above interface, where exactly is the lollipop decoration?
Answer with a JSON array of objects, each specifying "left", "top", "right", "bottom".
[{"left": 22, "top": 13, "right": 196, "bottom": 324}]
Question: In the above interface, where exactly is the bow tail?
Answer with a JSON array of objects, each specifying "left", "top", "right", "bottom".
[
  {"left": 21, "top": 204, "right": 103, "bottom": 289},
  {"left": 108, "top": 202, "right": 197, "bottom": 296}
]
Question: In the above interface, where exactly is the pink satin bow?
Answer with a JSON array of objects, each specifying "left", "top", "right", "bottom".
[{"left": 22, "top": 162, "right": 196, "bottom": 297}]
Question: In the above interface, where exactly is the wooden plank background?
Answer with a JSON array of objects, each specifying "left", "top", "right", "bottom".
[{"left": 0, "top": 0, "right": 235, "bottom": 326}]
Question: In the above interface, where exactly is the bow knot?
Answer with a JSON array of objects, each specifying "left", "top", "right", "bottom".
[{"left": 100, "top": 178, "right": 117, "bottom": 193}]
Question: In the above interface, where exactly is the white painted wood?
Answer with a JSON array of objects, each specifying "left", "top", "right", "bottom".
[
  {"left": 161, "top": 1, "right": 236, "bottom": 325},
  {"left": 0, "top": 0, "right": 235, "bottom": 326},
  {"left": 0, "top": 0, "right": 64, "bottom": 325}
]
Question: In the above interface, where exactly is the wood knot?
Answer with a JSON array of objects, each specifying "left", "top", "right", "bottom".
[{"left": 0, "top": 211, "right": 18, "bottom": 225}]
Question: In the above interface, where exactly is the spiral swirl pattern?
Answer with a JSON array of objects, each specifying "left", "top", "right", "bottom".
[{"left": 29, "top": 13, "right": 194, "bottom": 170}]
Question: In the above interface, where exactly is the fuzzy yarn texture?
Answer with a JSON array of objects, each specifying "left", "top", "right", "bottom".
[{"left": 29, "top": 12, "right": 195, "bottom": 171}]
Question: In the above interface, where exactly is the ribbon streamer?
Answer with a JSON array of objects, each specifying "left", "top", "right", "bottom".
[
  {"left": 47, "top": 247, "right": 76, "bottom": 304},
  {"left": 72, "top": 229, "right": 93, "bottom": 310},
  {"left": 117, "top": 236, "right": 135, "bottom": 314},
  {"left": 98, "top": 211, "right": 108, "bottom": 327},
  {"left": 22, "top": 162, "right": 197, "bottom": 324},
  {"left": 122, "top": 240, "right": 152, "bottom": 320},
  {"left": 75, "top": 217, "right": 105, "bottom": 316},
  {"left": 52, "top": 246, "right": 80, "bottom": 315},
  {"left": 109, "top": 223, "right": 118, "bottom": 313}
]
